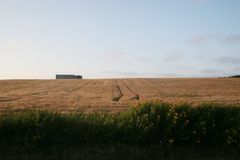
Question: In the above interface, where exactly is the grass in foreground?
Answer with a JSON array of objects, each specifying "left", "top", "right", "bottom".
[{"left": 0, "top": 101, "right": 240, "bottom": 159}]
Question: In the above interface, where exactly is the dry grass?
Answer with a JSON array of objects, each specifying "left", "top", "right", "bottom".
[{"left": 0, "top": 78, "right": 240, "bottom": 112}]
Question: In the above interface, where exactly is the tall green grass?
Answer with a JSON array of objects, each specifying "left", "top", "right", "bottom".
[{"left": 0, "top": 101, "right": 239, "bottom": 148}]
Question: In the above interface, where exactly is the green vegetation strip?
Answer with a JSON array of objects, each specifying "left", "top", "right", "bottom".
[{"left": 0, "top": 102, "right": 240, "bottom": 148}]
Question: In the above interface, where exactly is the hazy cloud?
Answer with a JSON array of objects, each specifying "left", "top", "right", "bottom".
[
  {"left": 164, "top": 49, "right": 184, "bottom": 62},
  {"left": 234, "top": 68, "right": 240, "bottom": 72},
  {"left": 200, "top": 69, "right": 222, "bottom": 75},
  {"left": 223, "top": 34, "right": 240, "bottom": 44},
  {"left": 214, "top": 56, "right": 240, "bottom": 65},
  {"left": 188, "top": 34, "right": 221, "bottom": 45},
  {"left": 104, "top": 70, "right": 183, "bottom": 78},
  {"left": 188, "top": 34, "right": 240, "bottom": 45},
  {"left": 164, "top": 54, "right": 183, "bottom": 62},
  {"left": 135, "top": 56, "right": 153, "bottom": 63},
  {"left": 169, "top": 65, "right": 197, "bottom": 70},
  {"left": 105, "top": 70, "right": 140, "bottom": 76},
  {"left": 191, "top": 0, "right": 207, "bottom": 5},
  {"left": 103, "top": 50, "right": 126, "bottom": 60},
  {"left": 188, "top": 36, "right": 206, "bottom": 45},
  {"left": 153, "top": 73, "right": 182, "bottom": 78}
]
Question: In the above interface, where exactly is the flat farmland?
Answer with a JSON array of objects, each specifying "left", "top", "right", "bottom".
[{"left": 0, "top": 78, "right": 239, "bottom": 112}]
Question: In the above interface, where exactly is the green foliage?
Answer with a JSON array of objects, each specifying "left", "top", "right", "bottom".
[{"left": 0, "top": 102, "right": 240, "bottom": 148}]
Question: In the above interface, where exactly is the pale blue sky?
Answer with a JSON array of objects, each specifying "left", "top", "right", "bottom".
[{"left": 0, "top": 0, "right": 240, "bottom": 79}]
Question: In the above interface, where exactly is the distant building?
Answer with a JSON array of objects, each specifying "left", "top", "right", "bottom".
[{"left": 56, "top": 74, "right": 83, "bottom": 79}]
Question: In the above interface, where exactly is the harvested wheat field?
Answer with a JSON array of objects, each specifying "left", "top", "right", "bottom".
[{"left": 0, "top": 78, "right": 240, "bottom": 112}]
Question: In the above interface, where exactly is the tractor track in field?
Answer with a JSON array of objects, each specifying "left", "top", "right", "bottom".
[
  {"left": 22, "top": 81, "right": 79, "bottom": 99},
  {"left": 0, "top": 97, "right": 21, "bottom": 102},
  {"left": 69, "top": 80, "right": 90, "bottom": 94},
  {"left": 4, "top": 80, "right": 85, "bottom": 102},
  {"left": 122, "top": 80, "right": 140, "bottom": 100},
  {"left": 0, "top": 81, "right": 65, "bottom": 103},
  {"left": 111, "top": 80, "right": 123, "bottom": 101}
]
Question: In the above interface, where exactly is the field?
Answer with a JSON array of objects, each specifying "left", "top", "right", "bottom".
[
  {"left": 0, "top": 78, "right": 240, "bottom": 112},
  {"left": 1, "top": 78, "right": 240, "bottom": 160}
]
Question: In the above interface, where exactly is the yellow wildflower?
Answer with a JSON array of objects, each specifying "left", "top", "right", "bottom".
[{"left": 169, "top": 138, "right": 174, "bottom": 144}]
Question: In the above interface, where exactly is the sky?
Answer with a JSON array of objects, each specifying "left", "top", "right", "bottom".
[{"left": 0, "top": 0, "right": 240, "bottom": 79}]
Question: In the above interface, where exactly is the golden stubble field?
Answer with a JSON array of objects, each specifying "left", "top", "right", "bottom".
[{"left": 0, "top": 78, "right": 240, "bottom": 112}]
